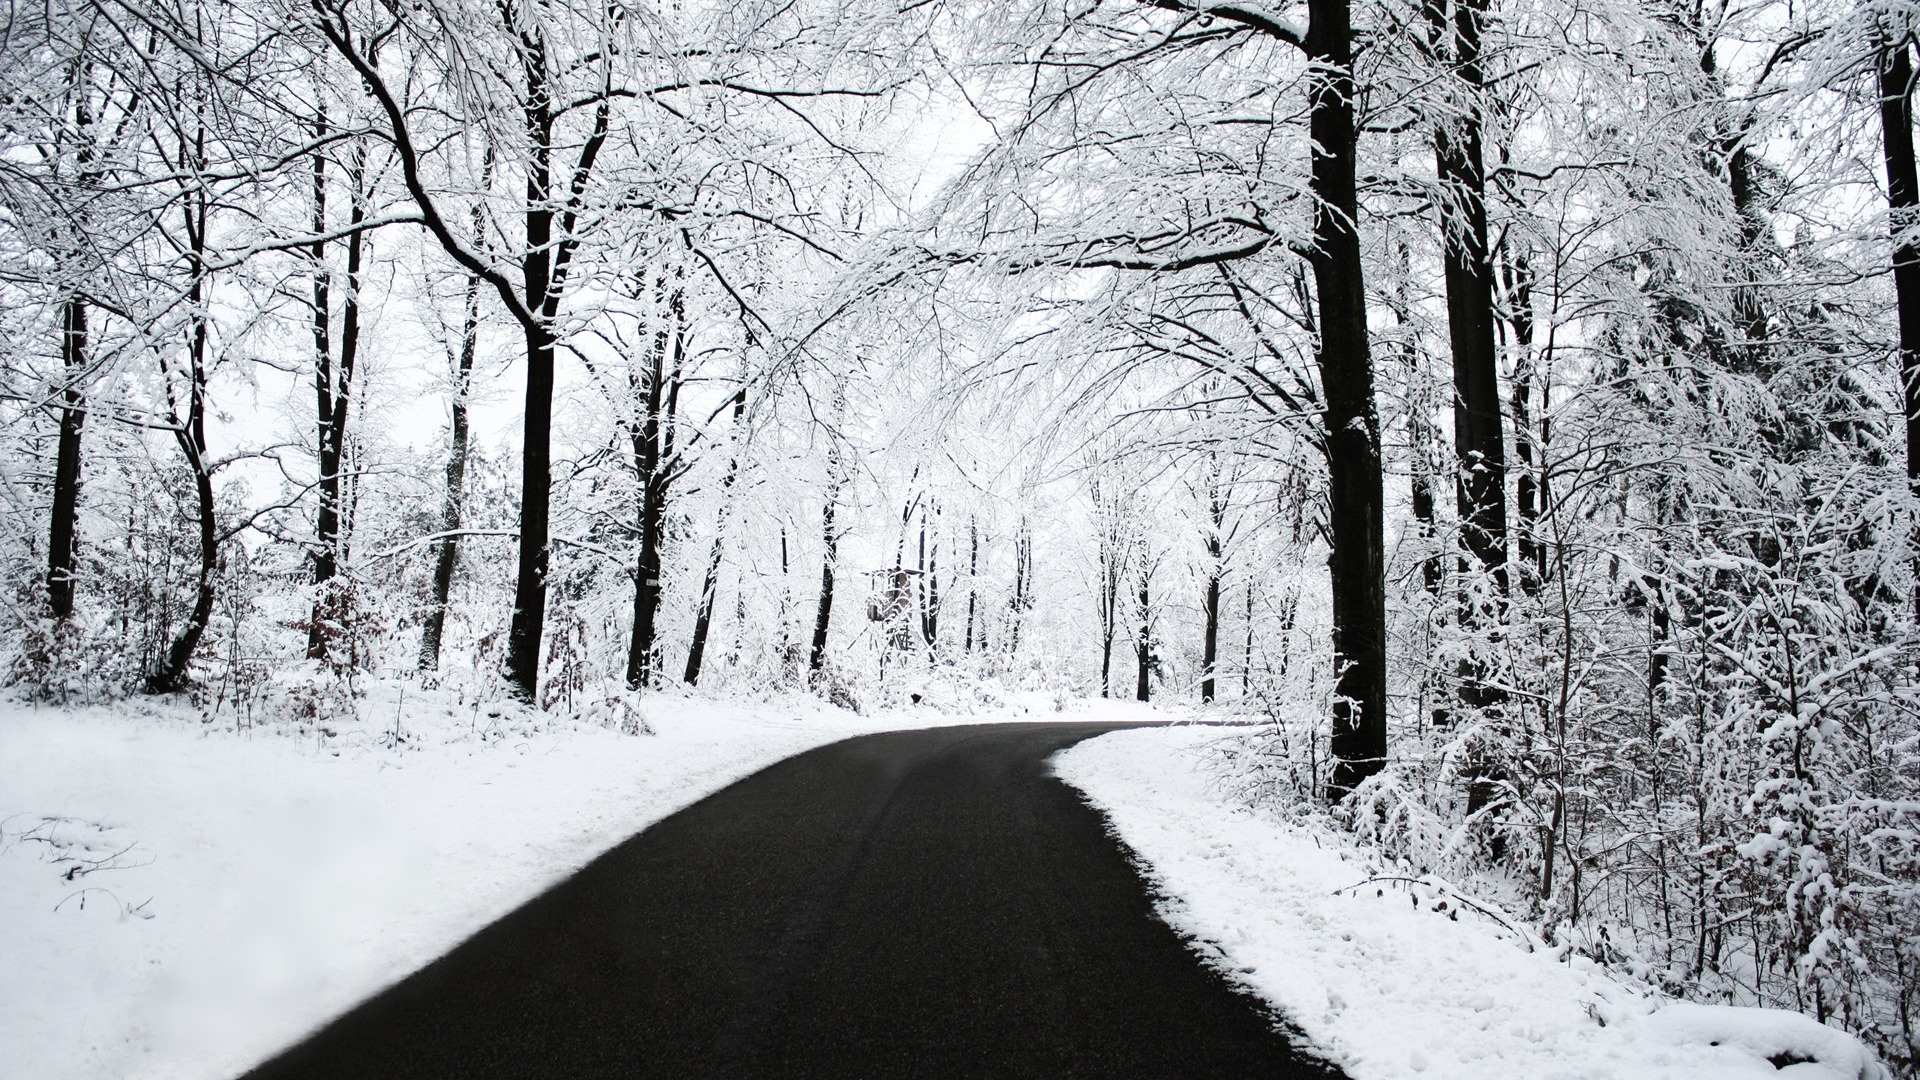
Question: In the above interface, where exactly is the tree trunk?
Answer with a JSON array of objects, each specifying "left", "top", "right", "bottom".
[
  {"left": 1503, "top": 246, "right": 1543, "bottom": 597},
  {"left": 626, "top": 279, "right": 682, "bottom": 690},
  {"left": 309, "top": 133, "right": 366, "bottom": 661},
  {"left": 1308, "top": 0, "right": 1388, "bottom": 799},
  {"left": 419, "top": 267, "right": 480, "bottom": 672},
  {"left": 921, "top": 508, "right": 939, "bottom": 650},
  {"left": 1099, "top": 534, "right": 1119, "bottom": 697},
  {"left": 306, "top": 117, "right": 332, "bottom": 658},
  {"left": 1201, "top": 483, "right": 1224, "bottom": 703},
  {"left": 1393, "top": 234, "right": 1443, "bottom": 600},
  {"left": 1134, "top": 552, "right": 1152, "bottom": 702},
  {"left": 1010, "top": 517, "right": 1033, "bottom": 656},
  {"left": 808, "top": 403, "right": 846, "bottom": 679},
  {"left": 1242, "top": 577, "right": 1255, "bottom": 696},
  {"left": 48, "top": 296, "right": 87, "bottom": 620},
  {"left": 1426, "top": 0, "right": 1509, "bottom": 609},
  {"left": 1697, "top": 32, "right": 1769, "bottom": 371},
  {"left": 807, "top": 500, "right": 839, "bottom": 678},
  {"left": 149, "top": 174, "right": 216, "bottom": 694},
  {"left": 503, "top": 314, "right": 557, "bottom": 699},
  {"left": 685, "top": 386, "right": 747, "bottom": 686},
  {"left": 1880, "top": 32, "right": 1920, "bottom": 577},
  {"left": 419, "top": 144, "right": 491, "bottom": 672},
  {"left": 964, "top": 517, "right": 978, "bottom": 653},
  {"left": 47, "top": 66, "right": 102, "bottom": 623}
]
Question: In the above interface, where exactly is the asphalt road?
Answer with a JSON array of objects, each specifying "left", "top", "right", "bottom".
[{"left": 241, "top": 720, "right": 1346, "bottom": 1079}]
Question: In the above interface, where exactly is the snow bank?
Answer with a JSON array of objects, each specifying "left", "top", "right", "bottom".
[
  {"left": 0, "top": 688, "right": 1080, "bottom": 1080},
  {"left": 1051, "top": 725, "right": 1890, "bottom": 1080}
]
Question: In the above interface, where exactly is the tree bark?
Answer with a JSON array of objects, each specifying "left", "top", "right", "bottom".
[
  {"left": 808, "top": 396, "right": 846, "bottom": 680},
  {"left": 1502, "top": 246, "right": 1545, "bottom": 596},
  {"left": 1134, "top": 550, "right": 1152, "bottom": 703},
  {"left": 964, "top": 517, "right": 979, "bottom": 654},
  {"left": 1880, "top": 31, "right": 1920, "bottom": 619},
  {"left": 419, "top": 267, "right": 480, "bottom": 672},
  {"left": 149, "top": 166, "right": 216, "bottom": 694},
  {"left": 309, "top": 129, "right": 366, "bottom": 660},
  {"left": 625, "top": 278, "right": 682, "bottom": 690},
  {"left": 1201, "top": 477, "right": 1225, "bottom": 703},
  {"left": 48, "top": 296, "right": 87, "bottom": 620},
  {"left": 418, "top": 141, "right": 493, "bottom": 672},
  {"left": 1100, "top": 536, "right": 1120, "bottom": 697},
  {"left": 1882, "top": 35, "right": 1920, "bottom": 498},
  {"left": 921, "top": 507, "right": 939, "bottom": 650},
  {"left": 1242, "top": 577, "right": 1255, "bottom": 696},
  {"left": 48, "top": 65, "right": 107, "bottom": 623},
  {"left": 1010, "top": 517, "right": 1033, "bottom": 656},
  {"left": 306, "top": 113, "right": 332, "bottom": 658},
  {"left": 1696, "top": 31, "right": 1769, "bottom": 372},
  {"left": 1397, "top": 240, "right": 1443, "bottom": 599},
  {"left": 685, "top": 386, "right": 748, "bottom": 686},
  {"left": 502, "top": 55, "right": 559, "bottom": 699},
  {"left": 1308, "top": 0, "right": 1388, "bottom": 799},
  {"left": 1425, "top": 0, "right": 1509, "bottom": 611}
]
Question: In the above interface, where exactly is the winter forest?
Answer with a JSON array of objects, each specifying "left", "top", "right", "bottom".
[{"left": 4, "top": 0, "right": 1920, "bottom": 1071}]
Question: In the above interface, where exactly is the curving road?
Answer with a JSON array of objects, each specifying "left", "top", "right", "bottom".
[{"left": 241, "top": 720, "right": 1345, "bottom": 1080}]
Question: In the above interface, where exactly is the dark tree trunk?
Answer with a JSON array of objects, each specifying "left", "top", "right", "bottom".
[
  {"left": 1428, "top": 0, "right": 1508, "bottom": 836},
  {"left": 503, "top": 314, "right": 557, "bottom": 700},
  {"left": 1697, "top": 34, "right": 1769, "bottom": 371},
  {"left": 1099, "top": 536, "right": 1120, "bottom": 697},
  {"left": 1426, "top": 0, "right": 1509, "bottom": 609},
  {"left": 1726, "top": 135, "right": 1770, "bottom": 367},
  {"left": 420, "top": 145, "right": 492, "bottom": 672},
  {"left": 1201, "top": 558, "right": 1220, "bottom": 704},
  {"left": 964, "top": 518, "right": 979, "bottom": 653},
  {"left": 1308, "top": 0, "right": 1388, "bottom": 799},
  {"left": 48, "top": 296, "right": 87, "bottom": 620},
  {"left": 309, "top": 133, "right": 366, "bottom": 660},
  {"left": 47, "top": 67, "right": 102, "bottom": 623},
  {"left": 808, "top": 419, "right": 845, "bottom": 679},
  {"left": 1201, "top": 481, "right": 1225, "bottom": 703},
  {"left": 502, "top": 88, "right": 558, "bottom": 700},
  {"left": 1503, "top": 247, "right": 1543, "bottom": 597},
  {"left": 685, "top": 386, "right": 747, "bottom": 686},
  {"left": 149, "top": 173, "right": 216, "bottom": 694},
  {"left": 1242, "top": 577, "right": 1255, "bottom": 696},
  {"left": 626, "top": 280, "right": 682, "bottom": 690},
  {"left": 419, "top": 266, "right": 480, "bottom": 672},
  {"left": 1134, "top": 553, "right": 1152, "bottom": 703},
  {"left": 921, "top": 508, "right": 939, "bottom": 650},
  {"left": 1010, "top": 518, "right": 1033, "bottom": 655},
  {"left": 1394, "top": 238, "right": 1443, "bottom": 598},
  {"left": 306, "top": 119, "right": 331, "bottom": 657},
  {"left": 1881, "top": 35, "right": 1920, "bottom": 513}
]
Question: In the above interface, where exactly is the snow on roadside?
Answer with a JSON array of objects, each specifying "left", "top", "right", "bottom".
[
  {"left": 0, "top": 688, "right": 1071, "bottom": 1080},
  {"left": 1052, "top": 725, "right": 1890, "bottom": 1080}
]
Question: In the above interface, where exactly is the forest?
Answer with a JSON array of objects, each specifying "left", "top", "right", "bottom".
[{"left": 2, "top": 0, "right": 1918, "bottom": 1071}]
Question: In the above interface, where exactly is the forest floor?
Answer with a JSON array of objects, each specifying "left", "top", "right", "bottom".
[{"left": 0, "top": 691, "right": 1888, "bottom": 1080}]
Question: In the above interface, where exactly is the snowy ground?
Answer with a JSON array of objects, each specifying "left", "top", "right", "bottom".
[
  {"left": 1052, "top": 725, "right": 1889, "bottom": 1080},
  {"left": 0, "top": 685, "right": 1103, "bottom": 1080},
  {"left": 11, "top": 702, "right": 1883, "bottom": 1080}
]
